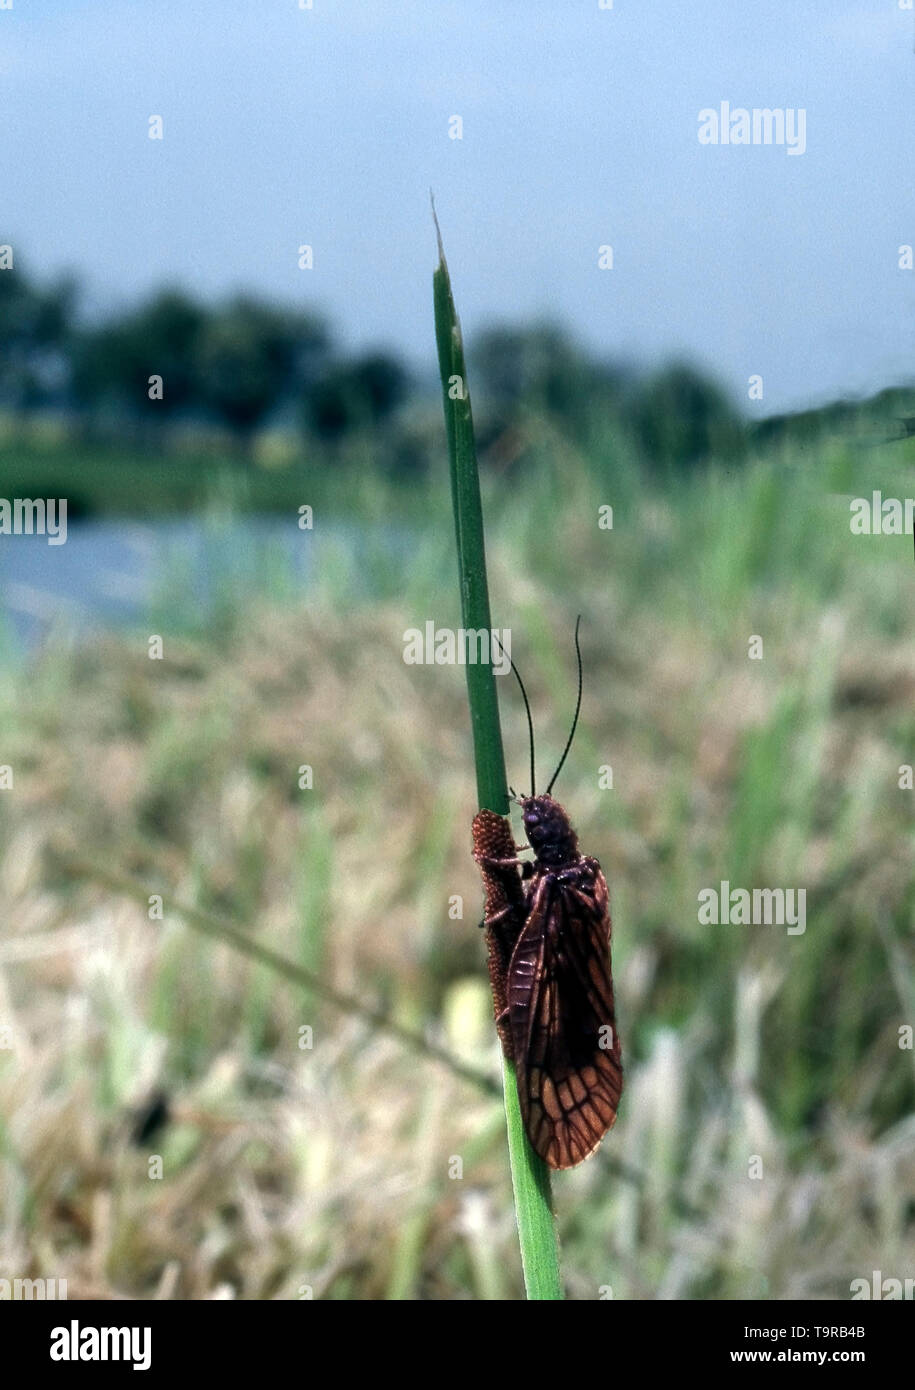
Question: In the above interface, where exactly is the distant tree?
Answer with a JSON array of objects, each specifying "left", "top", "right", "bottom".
[
  {"left": 197, "top": 297, "right": 328, "bottom": 447},
  {"left": 473, "top": 323, "right": 581, "bottom": 410},
  {"left": 471, "top": 322, "right": 628, "bottom": 442},
  {"left": 304, "top": 351, "right": 409, "bottom": 440},
  {"left": 71, "top": 323, "right": 130, "bottom": 414},
  {"left": 73, "top": 290, "right": 329, "bottom": 448},
  {"left": 626, "top": 362, "right": 745, "bottom": 467},
  {"left": 72, "top": 289, "right": 205, "bottom": 421},
  {"left": 129, "top": 291, "right": 207, "bottom": 415},
  {"left": 0, "top": 264, "right": 76, "bottom": 408}
]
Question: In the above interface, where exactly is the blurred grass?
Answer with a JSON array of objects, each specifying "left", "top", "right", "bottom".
[
  {"left": 0, "top": 437, "right": 444, "bottom": 524},
  {"left": 0, "top": 430, "right": 913, "bottom": 1298}
]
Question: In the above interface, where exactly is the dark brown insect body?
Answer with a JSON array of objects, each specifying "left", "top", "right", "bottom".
[{"left": 473, "top": 793, "right": 623, "bottom": 1170}]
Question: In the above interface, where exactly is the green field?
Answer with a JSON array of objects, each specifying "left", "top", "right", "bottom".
[{"left": 0, "top": 428, "right": 913, "bottom": 1299}]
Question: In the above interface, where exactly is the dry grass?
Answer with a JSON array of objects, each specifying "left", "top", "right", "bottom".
[{"left": 1, "top": 451, "right": 914, "bottom": 1299}]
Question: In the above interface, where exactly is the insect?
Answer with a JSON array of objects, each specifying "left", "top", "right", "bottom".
[{"left": 472, "top": 618, "right": 622, "bottom": 1169}]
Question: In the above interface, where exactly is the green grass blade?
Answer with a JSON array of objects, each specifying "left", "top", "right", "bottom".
[
  {"left": 432, "top": 204, "right": 507, "bottom": 815},
  {"left": 432, "top": 202, "right": 563, "bottom": 1300}
]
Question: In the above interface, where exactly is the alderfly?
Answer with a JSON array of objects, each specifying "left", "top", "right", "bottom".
[{"left": 472, "top": 618, "right": 622, "bottom": 1169}]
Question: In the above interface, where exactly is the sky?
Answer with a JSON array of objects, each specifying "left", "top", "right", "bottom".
[{"left": 1, "top": 0, "right": 913, "bottom": 413}]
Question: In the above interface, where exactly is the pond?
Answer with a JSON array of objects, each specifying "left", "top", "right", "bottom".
[{"left": 0, "top": 516, "right": 320, "bottom": 649}]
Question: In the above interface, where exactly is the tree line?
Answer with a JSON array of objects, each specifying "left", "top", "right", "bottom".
[{"left": 0, "top": 258, "right": 749, "bottom": 469}]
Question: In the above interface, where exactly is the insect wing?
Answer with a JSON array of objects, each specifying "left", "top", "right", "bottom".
[{"left": 507, "top": 862, "right": 622, "bottom": 1169}]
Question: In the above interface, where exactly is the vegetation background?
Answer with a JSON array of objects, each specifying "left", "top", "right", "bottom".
[{"left": 0, "top": 253, "right": 913, "bottom": 1297}]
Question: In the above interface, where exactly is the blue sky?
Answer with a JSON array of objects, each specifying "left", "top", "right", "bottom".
[{"left": 2, "top": 0, "right": 913, "bottom": 412}]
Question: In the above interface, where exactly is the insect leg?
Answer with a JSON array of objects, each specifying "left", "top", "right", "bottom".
[
  {"left": 484, "top": 902, "right": 517, "bottom": 926},
  {"left": 473, "top": 851, "right": 529, "bottom": 869}
]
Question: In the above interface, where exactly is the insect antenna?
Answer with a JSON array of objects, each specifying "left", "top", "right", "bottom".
[
  {"left": 492, "top": 631, "right": 536, "bottom": 798},
  {"left": 545, "top": 615, "right": 583, "bottom": 795}
]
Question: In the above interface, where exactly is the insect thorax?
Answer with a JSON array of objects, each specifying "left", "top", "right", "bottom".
[{"left": 520, "top": 794, "right": 580, "bottom": 868}]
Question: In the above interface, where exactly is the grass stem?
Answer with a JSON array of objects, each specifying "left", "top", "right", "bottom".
[{"left": 432, "top": 202, "right": 563, "bottom": 1300}]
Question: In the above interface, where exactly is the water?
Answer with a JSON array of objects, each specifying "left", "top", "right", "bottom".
[{"left": 0, "top": 516, "right": 318, "bottom": 650}]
